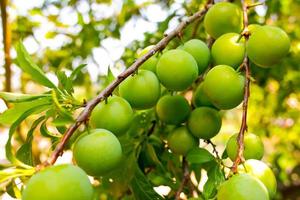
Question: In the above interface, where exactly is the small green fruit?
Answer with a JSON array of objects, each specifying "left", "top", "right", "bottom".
[
  {"left": 90, "top": 96, "right": 133, "bottom": 136},
  {"left": 217, "top": 174, "right": 269, "bottom": 200},
  {"left": 211, "top": 33, "right": 245, "bottom": 68},
  {"left": 73, "top": 129, "right": 122, "bottom": 176},
  {"left": 137, "top": 45, "right": 158, "bottom": 73},
  {"left": 119, "top": 69, "right": 160, "bottom": 109},
  {"left": 22, "top": 165, "right": 93, "bottom": 200},
  {"left": 167, "top": 126, "right": 198, "bottom": 155},
  {"left": 192, "top": 82, "right": 215, "bottom": 108},
  {"left": 204, "top": 2, "right": 242, "bottom": 38},
  {"left": 247, "top": 25, "right": 290, "bottom": 67},
  {"left": 156, "top": 49, "right": 198, "bottom": 91},
  {"left": 203, "top": 65, "right": 244, "bottom": 110},
  {"left": 182, "top": 39, "right": 210, "bottom": 74},
  {"left": 156, "top": 95, "right": 191, "bottom": 125},
  {"left": 226, "top": 133, "right": 264, "bottom": 161},
  {"left": 187, "top": 107, "right": 221, "bottom": 139}
]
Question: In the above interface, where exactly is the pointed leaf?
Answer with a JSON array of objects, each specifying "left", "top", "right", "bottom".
[
  {"left": 70, "top": 64, "right": 87, "bottom": 81},
  {"left": 203, "top": 164, "right": 225, "bottom": 199},
  {"left": 0, "top": 92, "right": 51, "bottom": 103},
  {"left": 186, "top": 148, "right": 215, "bottom": 165}
]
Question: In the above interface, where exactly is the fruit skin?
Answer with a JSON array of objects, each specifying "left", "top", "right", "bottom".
[
  {"left": 211, "top": 33, "right": 245, "bottom": 68},
  {"left": 167, "top": 126, "right": 199, "bottom": 155},
  {"left": 226, "top": 133, "right": 264, "bottom": 161},
  {"left": 204, "top": 2, "right": 242, "bottom": 38},
  {"left": 203, "top": 65, "right": 244, "bottom": 110},
  {"left": 248, "top": 24, "right": 262, "bottom": 34},
  {"left": 119, "top": 69, "right": 160, "bottom": 109},
  {"left": 137, "top": 45, "right": 158, "bottom": 73},
  {"left": 22, "top": 164, "right": 93, "bottom": 200},
  {"left": 239, "top": 159, "right": 277, "bottom": 198},
  {"left": 247, "top": 25, "right": 290, "bottom": 67},
  {"left": 90, "top": 96, "right": 133, "bottom": 136},
  {"left": 192, "top": 82, "right": 215, "bottom": 108},
  {"left": 73, "top": 129, "right": 122, "bottom": 176},
  {"left": 217, "top": 174, "right": 269, "bottom": 200},
  {"left": 182, "top": 39, "right": 210, "bottom": 74},
  {"left": 156, "top": 95, "right": 191, "bottom": 125},
  {"left": 156, "top": 49, "right": 198, "bottom": 91},
  {"left": 187, "top": 107, "right": 221, "bottom": 139}
]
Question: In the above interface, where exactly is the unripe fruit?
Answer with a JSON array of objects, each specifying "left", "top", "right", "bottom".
[
  {"left": 119, "top": 69, "right": 160, "bottom": 109},
  {"left": 167, "top": 126, "right": 198, "bottom": 155},
  {"left": 187, "top": 107, "right": 221, "bottom": 139},
  {"left": 217, "top": 174, "right": 269, "bottom": 200},
  {"left": 211, "top": 33, "right": 245, "bottom": 68},
  {"left": 204, "top": 2, "right": 242, "bottom": 38},
  {"left": 248, "top": 24, "right": 262, "bottom": 34},
  {"left": 156, "top": 49, "right": 198, "bottom": 91},
  {"left": 181, "top": 39, "right": 210, "bottom": 74},
  {"left": 73, "top": 129, "right": 122, "bottom": 176},
  {"left": 156, "top": 95, "right": 191, "bottom": 125},
  {"left": 203, "top": 65, "right": 244, "bottom": 110},
  {"left": 247, "top": 25, "right": 290, "bottom": 67},
  {"left": 22, "top": 165, "right": 93, "bottom": 200},
  {"left": 90, "top": 96, "right": 133, "bottom": 136},
  {"left": 137, "top": 45, "right": 158, "bottom": 73},
  {"left": 226, "top": 133, "right": 264, "bottom": 161},
  {"left": 192, "top": 82, "right": 215, "bottom": 108},
  {"left": 239, "top": 159, "right": 277, "bottom": 198}
]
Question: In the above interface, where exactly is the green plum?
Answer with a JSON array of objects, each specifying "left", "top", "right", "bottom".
[
  {"left": 226, "top": 133, "right": 264, "bottom": 161},
  {"left": 203, "top": 65, "right": 244, "bottom": 110},
  {"left": 119, "top": 69, "right": 160, "bottom": 109},
  {"left": 137, "top": 45, "right": 158, "bottom": 73},
  {"left": 90, "top": 96, "right": 133, "bottom": 136},
  {"left": 247, "top": 25, "right": 290, "bottom": 67},
  {"left": 22, "top": 165, "right": 93, "bottom": 200},
  {"left": 73, "top": 129, "right": 122, "bottom": 176},
  {"left": 204, "top": 2, "right": 242, "bottom": 38},
  {"left": 187, "top": 107, "right": 221, "bottom": 139},
  {"left": 167, "top": 126, "right": 198, "bottom": 155},
  {"left": 211, "top": 33, "right": 245, "bottom": 68},
  {"left": 156, "top": 49, "right": 198, "bottom": 91},
  {"left": 239, "top": 159, "right": 277, "bottom": 198},
  {"left": 217, "top": 174, "right": 269, "bottom": 200},
  {"left": 192, "top": 82, "right": 215, "bottom": 108},
  {"left": 156, "top": 95, "right": 191, "bottom": 125},
  {"left": 182, "top": 39, "right": 210, "bottom": 74}
]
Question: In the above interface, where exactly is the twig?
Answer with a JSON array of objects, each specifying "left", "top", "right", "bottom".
[
  {"left": 231, "top": 0, "right": 251, "bottom": 173},
  {"left": 45, "top": 0, "right": 213, "bottom": 166},
  {"left": 206, "top": 140, "right": 221, "bottom": 160},
  {"left": 175, "top": 157, "right": 190, "bottom": 200},
  {"left": 1, "top": 0, "right": 12, "bottom": 92}
]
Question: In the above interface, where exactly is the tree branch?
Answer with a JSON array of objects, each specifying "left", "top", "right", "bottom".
[
  {"left": 231, "top": 0, "right": 251, "bottom": 173},
  {"left": 175, "top": 157, "right": 190, "bottom": 200},
  {"left": 45, "top": 0, "right": 213, "bottom": 166},
  {"left": 1, "top": 0, "right": 12, "bottom": 92}
]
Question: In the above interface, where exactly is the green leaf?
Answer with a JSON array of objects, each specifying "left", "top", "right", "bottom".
[
  {"left": 0, "top": 97, "right": 52, "bottom": 125},
  {"left": 0, "top": 92, "right": 51, "bottom": 103},
  {"left": 0, "top": 168, "right": 35, "bottom": 183},
  {"left": 57, "top": 71, "right": 74, "bottom": 94},
  {"left": 203, "top": 164, "right": 225, "bottom": 200},
  {"left": 40, "top": 121, "right": 62, "bottom": 138},
  {"left": 186, "top": 148, "right": 215, "bottom": 165},
  {"left": 130, "top": 165, "right": 163, "bottom": 200},
  {"left": 15, "top": 42, "right": 56, "bottom": 88},
  {"left": 6, "top": 180, "right": 21, "bottom": 199},
  {"left": 70, "top": 64, "right": 87, "bottom": 81},
  {"left": 221, "top": 150, "right": 228, "bottom": 159}
]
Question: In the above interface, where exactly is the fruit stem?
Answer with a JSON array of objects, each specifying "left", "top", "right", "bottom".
[{"left": 231, "top": 0, "right": 251, "bottom": 174}]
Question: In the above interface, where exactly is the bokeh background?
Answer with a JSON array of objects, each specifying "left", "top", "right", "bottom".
[{"left": 0, "top": 0, "right": 300, "bottom": 199}]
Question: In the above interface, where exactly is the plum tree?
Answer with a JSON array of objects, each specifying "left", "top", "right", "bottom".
[
  {"left": 73, "top": 129, "right": 122, "bottom": 176},
  {"left": 239, "top": 159, "right": 277, "bottom": 198},
  {"left": 211, "top": 33, "right": 245, "bottom": 68},
  {"left": 192, "top": 82, "right": 215, "bottom": 108},
  {"left": 156, "top": 94, "right": 191, "bottom": 125},
  {"left": 217, "top": 174, "right": 269, "bottom": 200},
  {"left": 181, "top": 39, "right": 210, "bottom": 74},
  {"left": 137, "top": 45, "right": 158, "bottom": 73},
  {"left": 22, "top": 165, "right": 93, "bottom": 200},
  {"left": 156, "top": 49, "right": 198, "bottom": 91},
  {"left": 167, "top": 126, "right": 198, "bottom": 155},
  {"left": 247, "top": 25, "right": 290, "bottom": 67},
  {"left": 187, "top": 107, "right": 221, "bottom": 139},
  {"left": 203, "top": 65, "right": 244, "bottom": 110},
  {"left": 226, "top": 133, "right": 264, "bottom": 161},
  {"left": 204, "top": 2, "right": 242, "bottom": 38},
  {"left": 119, "top": 69, "right": 160, "bottom": 109},
  {"left": 90, "top": 96, "right": 133, "bottom": 136}
]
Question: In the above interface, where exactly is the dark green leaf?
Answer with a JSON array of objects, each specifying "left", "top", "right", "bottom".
[
  {"left": 15, "top": 42, "right": 56, "bottom": 88},
  {"left": 186, "top": 148, "right": 215, "bottom": 165},
  {"left": 6, "top": 180, "right": 21, "bottom": 199},
  {"left": 203, "top": 164, "right": 225, "bottom": 200},
  {"left": 0, "top": 92, "right": 51, "bottom": 103},
  {"left": 221, "top": 150, "right": 228, "bottom": 159}
]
